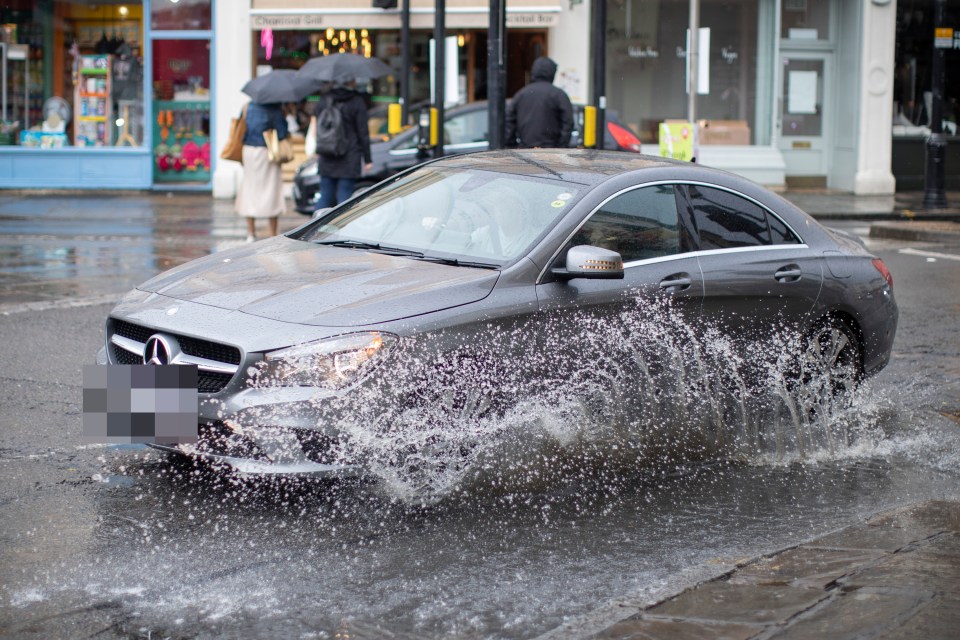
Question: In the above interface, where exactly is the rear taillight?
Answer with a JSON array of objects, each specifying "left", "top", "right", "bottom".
[
  {"left": 872, "top": 258, "right": 893, "bottom": 288},
  {"left": 607, "top": 122, "right": 642, "bottom": 153}
]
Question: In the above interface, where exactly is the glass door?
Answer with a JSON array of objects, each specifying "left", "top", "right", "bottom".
[{"left": 777, "top": 52, "right": 832, "bottom": 179}]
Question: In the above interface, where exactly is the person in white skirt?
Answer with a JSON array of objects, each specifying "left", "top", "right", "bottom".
[{"left": 235, "top": 101, "right": 288, "bottom": 242}]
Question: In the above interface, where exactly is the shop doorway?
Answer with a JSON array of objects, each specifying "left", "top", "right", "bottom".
[
  {"left": 506, "top": 31, "right": 546, "bottom": 97},
  {"left": 466, "top": 30, "right": 546, "bottom": 100},
  {"left": 777, "top": 51, "right": 833, "bottom": 187}
]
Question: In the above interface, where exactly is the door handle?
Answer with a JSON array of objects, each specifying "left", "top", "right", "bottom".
[
  {"left": 659, "top": 274, "right": 692, "bottom": 291},
  {"left": 774, "top": 265, "right": 802, "bottom": 282}
]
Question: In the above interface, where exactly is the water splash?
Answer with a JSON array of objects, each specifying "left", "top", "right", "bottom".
[{"left": 241, "top": 299, "right": 890, "bottom": 503}]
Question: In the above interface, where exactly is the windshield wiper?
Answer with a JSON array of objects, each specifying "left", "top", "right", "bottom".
[
  {"left": 317, "top": 239, "right": 424, "bottom": 257},
  {"left": 412, "top": 255, "right": 500, "bottom": 269}
]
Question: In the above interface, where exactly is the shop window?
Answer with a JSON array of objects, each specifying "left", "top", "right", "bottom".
[
  {"left": 893, "top": 0, "right": 959, "bottom": 137},
  {"left": 780, "top": 0, "right": 830, "bottom": 42},
  {"left": 151, "top": 0, "right": 211, "bottom": 32},
  {"left": 152, "top": 38, "right": 210, "bottom": 182},
  {"left": 605, "top": 0, "right": 759, "bottom": 147},
  {"left": 1, "top": 1, "right": 145, "bottom": 149}
]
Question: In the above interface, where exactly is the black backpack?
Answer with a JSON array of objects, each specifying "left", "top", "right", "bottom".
[{"left": 315, "top": 97, "right": 349, "bottom": 157}]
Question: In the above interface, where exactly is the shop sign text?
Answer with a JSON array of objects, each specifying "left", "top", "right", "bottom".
[{"left": 252, "top": 15, "right": 325, "bottom": 30}]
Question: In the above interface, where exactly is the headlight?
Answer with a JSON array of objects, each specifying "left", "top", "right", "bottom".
[{"left": 250, "top": 332, "right": 395, "bottom": 389}]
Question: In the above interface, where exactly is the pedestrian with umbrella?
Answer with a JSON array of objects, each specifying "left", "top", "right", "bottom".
[
  {"left": 234, "top": 70, "right": 321, "bottom": 242},
  {"left": 297, "top": 52, "right": 393, "bottom": 86},
  {"left": 297, "top": 54, "right": 393, "bottom": 210}
]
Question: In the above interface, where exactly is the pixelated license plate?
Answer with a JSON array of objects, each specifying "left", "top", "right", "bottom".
[{"left": 82, "top": 364, "right": 199, "bottom": 444}]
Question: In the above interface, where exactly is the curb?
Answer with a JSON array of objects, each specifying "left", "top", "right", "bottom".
[{"left": 869, "top": 221, "right": 960, "bottom": 242}]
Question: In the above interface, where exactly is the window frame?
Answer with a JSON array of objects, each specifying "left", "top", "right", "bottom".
[
  {"left": 676, "top": 182, "right": 804, "bottom": 251},
  {"left": 539, "top": 179, "right": 806, "bottom": 285}
]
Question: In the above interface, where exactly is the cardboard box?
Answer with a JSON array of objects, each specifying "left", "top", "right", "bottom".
[{"left": 698, "top": 119, "right": 751, "bottom": 145}]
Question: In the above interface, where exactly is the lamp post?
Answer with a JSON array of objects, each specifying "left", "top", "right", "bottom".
[
  {"left": 434, "top": 0, "right": 445, "bottom": 157},
  {"left": 923, "top": 0, "right": 948, "bottom": 208},
  {"left": 401, "top": 0, "right": 410, "bottom": 124},
  {"left": 487, "top": 0, "right": 506, "bottom": 149},
  {"left": 591, "top": 0, "right": 606, "bottom": 149}
]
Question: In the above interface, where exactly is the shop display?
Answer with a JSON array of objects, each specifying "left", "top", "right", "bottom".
[
  {"left": 153, "top": 99, "right": 210, "bottom": 182},
  {"left": 73, "top": 54, "right": 112, "bottom": 147}
]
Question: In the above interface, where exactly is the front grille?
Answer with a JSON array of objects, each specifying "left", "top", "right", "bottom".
[
  {"left": 112, "top": 344, "right": 141, "bottom": 365},
  {"left": 112, "top": 319, "right": 242, "bottom": 365},
  {"left": 179, "top": 335, "right": 242, "bottom": 365},
  {"left": 109, "top": 318, "right": 242, "bottom": 393},
  {"left": 113, "top": 319, "right": 154, "bottom": 344},
  {"left": 199, "top": 372, "right": 235, "bottom": 393}
]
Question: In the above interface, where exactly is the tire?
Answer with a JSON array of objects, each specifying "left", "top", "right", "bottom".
[{"left": 798, "top": 316, "right": 863, "bottom": 404}]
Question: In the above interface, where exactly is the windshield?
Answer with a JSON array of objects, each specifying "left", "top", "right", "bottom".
[{"left": 299, "top": 166, "right": 581, "bottom": 264}]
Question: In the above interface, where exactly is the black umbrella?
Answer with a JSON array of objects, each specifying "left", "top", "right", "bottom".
[
  {"left": 298, "top": 53, "right": 393, "bottom": 85},
  {"left": 242, "top": 69, "right": 325, "bottom": 104}
]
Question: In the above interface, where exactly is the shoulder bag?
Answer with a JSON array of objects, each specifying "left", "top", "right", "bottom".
[
  {"left": 263, "top": 129, "right": 295, "bottom": 164},
  {"left": 219, "top": 103, "right": 248, "bottom": 163}
]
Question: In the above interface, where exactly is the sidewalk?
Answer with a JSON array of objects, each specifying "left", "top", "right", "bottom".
[
  {"left": 575, "top": 500, "right": 960, "bottom": 639},
  {"left": 781, "top": 189, "right": 960, "bottom": 242}
]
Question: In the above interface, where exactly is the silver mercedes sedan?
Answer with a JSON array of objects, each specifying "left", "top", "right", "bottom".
[{"left": 97, "top": 150, "right": 898, "bottom": 484}]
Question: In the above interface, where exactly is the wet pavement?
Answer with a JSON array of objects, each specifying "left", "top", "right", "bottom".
[
  {"left": 1, "top": 186, "right": 960, "bottom": 638},
  {"left": 558, "top": 500, "right": 960, "bottom": 639},
  {"left": 0, "top": 191, "right": 310, "bottom": 312}
]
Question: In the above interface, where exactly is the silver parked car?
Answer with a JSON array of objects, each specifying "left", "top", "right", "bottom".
[{"left": 98, "top": 150, "right": 898, "bottom": 482}]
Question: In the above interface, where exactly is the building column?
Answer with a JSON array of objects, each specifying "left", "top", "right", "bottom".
[
  {"left": 854, "top": 0, "right": 896, "bottom": 195},
  {"left": 212, "top": 2, "right": 252, "bottom": 199}
]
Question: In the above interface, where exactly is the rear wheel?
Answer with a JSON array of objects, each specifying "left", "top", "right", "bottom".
[{"left": 797, "top": 316, "right": 863, "bottom": 408}]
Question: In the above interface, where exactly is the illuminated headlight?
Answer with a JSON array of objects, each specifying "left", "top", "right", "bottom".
[{"left": 250, "top": 332, "right": 395, "bottom": 389}]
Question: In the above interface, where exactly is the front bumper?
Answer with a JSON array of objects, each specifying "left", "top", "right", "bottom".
[{"left": 102, "top": 291, "right": 371, "bottom": 477}]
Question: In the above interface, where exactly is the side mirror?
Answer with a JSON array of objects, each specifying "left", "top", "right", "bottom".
[{"left": 551, "top": 245, "right": 624, "bottom": 280}]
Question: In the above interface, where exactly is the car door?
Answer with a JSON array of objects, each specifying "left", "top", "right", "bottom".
[
  {"left": 679, "top": 183, "right": 823, "bottom": 337},
  {"left": 535, "top": 184, "right": 704, "bottom": 373}
]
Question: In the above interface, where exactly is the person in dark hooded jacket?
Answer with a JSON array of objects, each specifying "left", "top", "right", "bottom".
[
  {"left": 505, "top": 56, "right": 574, "bottom": 149},
  {"left": 315, "top": 75, "right": 373, "bottom": 210}
]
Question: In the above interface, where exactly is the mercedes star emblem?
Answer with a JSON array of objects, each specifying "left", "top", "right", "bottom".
[{"left": 143, "top": 334, "right": 172, "bottom": 365}]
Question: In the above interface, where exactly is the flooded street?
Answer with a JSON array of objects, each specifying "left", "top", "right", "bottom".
[{"left": 1, "top": 196, "right": 959, "bottom": 638}]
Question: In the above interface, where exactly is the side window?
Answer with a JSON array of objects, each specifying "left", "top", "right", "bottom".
[
  {"left": 686, "top": 185, "right": 771, "bottom": 249},
  {"left": 568, "top": 185, "right": 689, "bottom": 262},
  {"left": 768, "top": 213, "right": 801, "bottom": 245},
  {"left": 445, "top": 110, "right": 488, "bottom": 145}
]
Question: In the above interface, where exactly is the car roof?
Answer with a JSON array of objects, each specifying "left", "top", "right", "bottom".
[{"left": 426, "top": 149, "right": 691, "bottom": 185}]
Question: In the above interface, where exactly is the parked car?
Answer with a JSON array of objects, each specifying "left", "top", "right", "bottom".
[
  {"left": 292, "top": 100, "right": 643, "bottom": 213},
  {"left": 99, "top": 149, "right": 898, "bottom": 485}
]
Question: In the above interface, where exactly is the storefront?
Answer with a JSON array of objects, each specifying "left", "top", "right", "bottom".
[
  {"left": 604, "top": 0, "right": 898, "bottom": 193},
  {"left": 213, "top": 0, "right": 585, "bottom": 197},
  {"left": 0, "top": 0, "right": 214, "bottom": 190},
  {"left": 892, "top": 0, "right": 959, "bottom": 190}
]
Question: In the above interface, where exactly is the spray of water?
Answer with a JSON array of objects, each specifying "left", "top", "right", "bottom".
[{"left": 236, "top": 299, "right": 885, "bottom": 504}]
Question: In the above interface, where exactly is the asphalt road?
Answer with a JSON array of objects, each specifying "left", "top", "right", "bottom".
[{"left": 1, "top": 226, "right": 959, "bottom": 639}]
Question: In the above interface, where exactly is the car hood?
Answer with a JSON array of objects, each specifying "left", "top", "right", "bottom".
[{"left": 136, "top": 237, "right": 499, "bottom": 327}]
